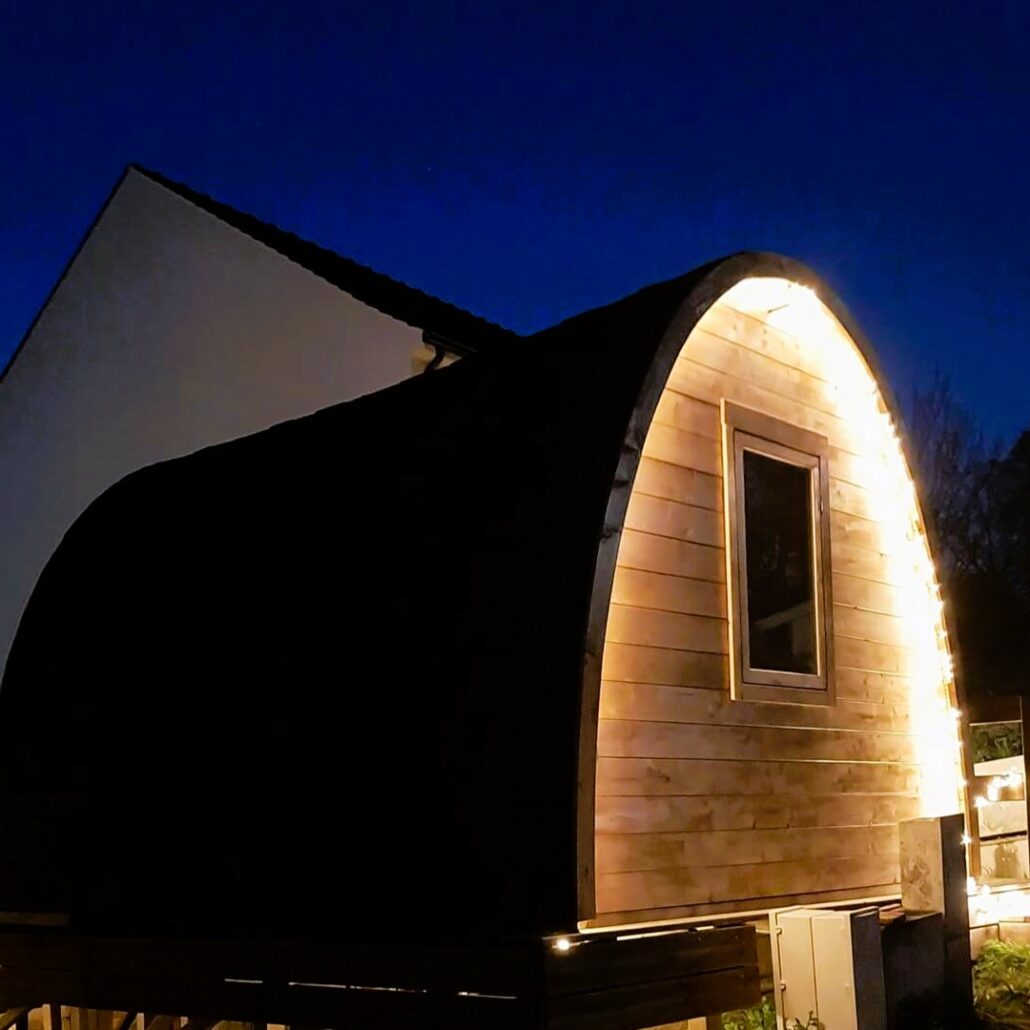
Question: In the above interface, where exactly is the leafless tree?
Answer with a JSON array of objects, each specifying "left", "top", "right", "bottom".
[
  {"left": 907, "top": 371, "right": 1004, "bottom": 578},
  {"left": 906, "top": 373, "right": 1028, "bottom": 695}
]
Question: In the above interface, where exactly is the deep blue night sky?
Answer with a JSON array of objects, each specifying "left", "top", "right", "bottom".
[{"left": 2, "top": 1, "right": 1027, "bottom": 441}]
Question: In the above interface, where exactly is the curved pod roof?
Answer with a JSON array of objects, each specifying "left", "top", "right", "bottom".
[{"left": 0, "top": 253, "right": 963, "bottom": 942}]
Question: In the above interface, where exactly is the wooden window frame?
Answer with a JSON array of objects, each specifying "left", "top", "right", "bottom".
[{"left": 721, "top": 400, "right": 836, "bottom": 706}]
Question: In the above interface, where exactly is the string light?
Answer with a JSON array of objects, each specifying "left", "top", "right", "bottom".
[{"left": 721, "top": 278, "right": 968, "bottom": 820}]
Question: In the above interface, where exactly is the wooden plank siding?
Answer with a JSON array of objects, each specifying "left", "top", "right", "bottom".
[{"left": 593, "top": 297, "right": 933, "bottom": 922}]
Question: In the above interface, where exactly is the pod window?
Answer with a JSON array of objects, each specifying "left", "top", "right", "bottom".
[{"left": 722, "top": 401, "right": 835, "bottom": 705}]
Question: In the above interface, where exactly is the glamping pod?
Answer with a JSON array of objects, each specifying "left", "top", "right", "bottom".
[
  {"left": 0, "top": 229, "right": 967, "bottom": 1027},
  {"left": 581, "top": 261, "right": 968, "bottom": 926}
]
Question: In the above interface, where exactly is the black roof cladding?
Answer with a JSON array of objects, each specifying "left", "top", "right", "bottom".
[{"left": 133, "top": 165, "right": 521, "bottom": 354}]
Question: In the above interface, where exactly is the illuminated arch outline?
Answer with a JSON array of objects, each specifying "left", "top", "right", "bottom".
[{"left": 576, "top": 253, "right": 968, "bottom": 921}]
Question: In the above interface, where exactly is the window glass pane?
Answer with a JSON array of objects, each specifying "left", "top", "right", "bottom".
[{"left": 742, "top": 449, "right": 817, "bottom": 674}]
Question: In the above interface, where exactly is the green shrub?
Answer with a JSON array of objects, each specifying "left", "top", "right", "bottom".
[
  {"left": 971, "top": 723, "right": 1023, "bottom": 763},
  {"left": 974, "top": 938, "right": 1030, "bottom": 1029},
  {"left": 721, "top": 996, "right": 776, "bottom": 1029},
  {"left": 720, "top": 997, "right": 824, "bottom": 1029}
]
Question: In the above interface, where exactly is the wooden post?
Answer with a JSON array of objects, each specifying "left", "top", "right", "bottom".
[
  {"left": 1021, "top": 695, "right": 1030, "bottom": 866},
  {"left": 899, "top": 813, "right": 974, "bottom": 1026}
]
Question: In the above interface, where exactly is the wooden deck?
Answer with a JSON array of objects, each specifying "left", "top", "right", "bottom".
[{"left": 0, "top": 923, "right": 758, "bottom": 1030}]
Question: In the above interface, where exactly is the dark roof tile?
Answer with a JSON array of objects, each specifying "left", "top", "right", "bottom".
[{"left": 133, "top": 165, "right": 520, "bottom": 354}]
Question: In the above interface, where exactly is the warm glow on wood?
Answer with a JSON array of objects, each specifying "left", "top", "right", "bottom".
[
  {"left": 721, "top": 277, "right": 966, "bottom": 820},
  {"left": 593, "top": 273, "right": 966, "bottom": 924}
]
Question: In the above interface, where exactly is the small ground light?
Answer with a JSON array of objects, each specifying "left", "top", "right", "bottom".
[{"left": 553, "top": 937, "right": 572, "bottom": 953}]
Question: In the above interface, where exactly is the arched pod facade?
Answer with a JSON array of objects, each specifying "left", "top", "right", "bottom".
[
  {"left": 1, "top": 227, "right": 966, "bottom": 950},
  {"left": 586, "top": 270, "right": 966, "bottom": 925}
]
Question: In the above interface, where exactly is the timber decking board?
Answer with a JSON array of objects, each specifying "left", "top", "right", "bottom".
[{"left": 0, "top": 927, "right": 760, "bottom": 1030}]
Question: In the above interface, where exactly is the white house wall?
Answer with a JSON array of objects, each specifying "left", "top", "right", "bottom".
[{"left": 0, "top": 168, "right": 423, "bottom": 679}]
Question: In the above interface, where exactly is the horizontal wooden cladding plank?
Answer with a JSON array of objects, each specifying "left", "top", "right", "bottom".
[
  {"left": 641, "top": 423, "right": 722, "bottom": 477},
  {"left": 653, "top": 392, "right": 720, "bottom": 440},
  {"left": 596, "top": 823, "right": 900, "bottom": 874},
  {"left": 611, "top": 568, "right": 726, "bottom": 620},
  {"left": 595, "top": 793, "right": 922, "bottom": 835},
  {"left": 605, "top": 606, "right": 727, "bottom": 655},
  {"left": 697, "top": 303, "right": 814, "bottom": 378},
  {"left": 596, "top": 756, "right": 922, "bottom": 799},
  {"left": 587, "top": 881, "right": 900, "bottom": 928},
  {"left": 600, "top": 644, "right": 918, "bottom": 701},
  {"left": 831, "top": 509, "right": 896, "bottom": 556},
  {"left": 616, "top": 529, "right": 725, "bottom": 583},
  {"left": 624, "top": 493, "right": 725, "bottom": 548},
  {"left": 596, "top": 855, "right": 900, "bottom": 913},
  {"left": 631, "top": 471, "right": 892, "bottom": 554},
  {"left": 833, "top": 573, "right": 907, "bottom": 617},
  {"left": 632, "top": 457, "right": 722, "bottom": 511},
  {"left": 830, "top": 477, "right": 878, "bottom": 520},
  {"left": 651, "top": 387, "right": 890, "bottom": 508},
  {"left": 601, "top": 643, "right": 727, "bottom": 690},
  {"left": 598, "top": 682, "right": 915, "bottom": 734},
  {"left": 631, "top": 459, "right": 894, "bottom": 555},
  {"left": 835, "top": 668, "right": 916, "bottom": 706},
  {"left": 681, "top": 332, "right": 837, "bottom": 419},
  {"left": 666, "top": 358, "right": 859, "bottom": 456},
  {"left": 597, "top": 719, "right": 920, "bottom": 764},
  {"left": 831, "top": 542, "right": 904, "bottom": 587},
  {"left": 834, "top": 605, "right": 911, "bottom": 649},
  {"left": 653, "top": 389, "right": 885, "bottom": 506},
  {"left": 835, "top": 636, "right": 916, "bottom": 677},
  {"left": 831, "top": 447, "right": 885, "bottom": 492}
]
